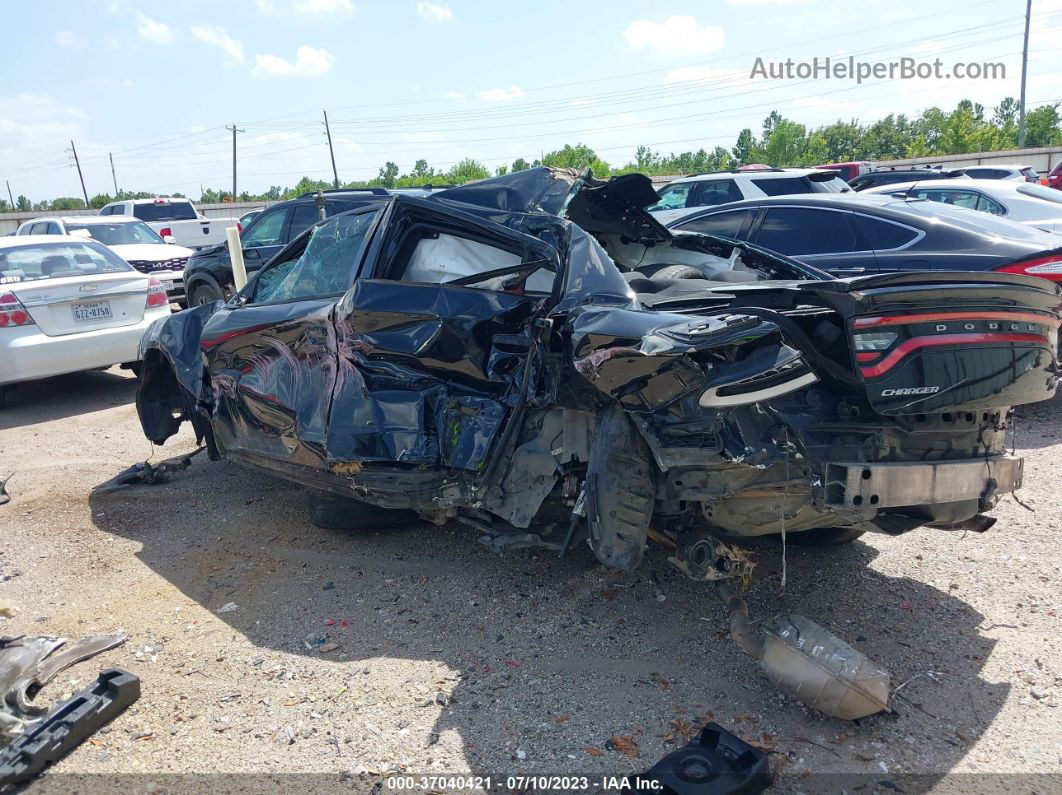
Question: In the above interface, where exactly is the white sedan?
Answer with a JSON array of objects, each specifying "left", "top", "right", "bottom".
[
  {"left": 862, "top": 178, "right": 1062, "bottom": 234},
  {"left": 0, "top": 236, "right": 171, "bottom": 407},
  {"left": 15, "top": 216, "right": 195, "bottom": 305}
]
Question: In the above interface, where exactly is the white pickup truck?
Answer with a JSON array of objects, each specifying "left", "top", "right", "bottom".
[{"left": 97, "top": 198, "right": 239, "bottom": 251}]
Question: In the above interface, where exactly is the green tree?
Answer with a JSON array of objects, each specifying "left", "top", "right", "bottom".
[
  {"left": 541, "top": 143, "right": 612, "bottom": 176},
  {"left": 444, "top": 158, "right": 490, "bottom": 184},
  {"left": 89, "top": 193, "right": 113, "bottom": 209},
  {"left": 1023, "top": 104, "right": 1062, "bottom": 147},
  {"left": 732, "top": 128, "right": 758, "bottom": 165},
  {"left": 375, "top": 161, "right": 400, "bottom": 188},
  {"left": 763, "top": 119, "right": 806, "bottom": 166},
  {"left": 494, "top": 164, "right": 509, "bottom": 176},
  {"left": 50, "top": 197, "right": 86, "bottom": 210},
  {"left": 510, "top": 158, "right": 530, "bottom": 173}
]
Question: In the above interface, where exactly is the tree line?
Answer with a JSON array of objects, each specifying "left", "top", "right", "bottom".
[{"left": 6, "top": 97, "right": 1061, "bottom": 213}]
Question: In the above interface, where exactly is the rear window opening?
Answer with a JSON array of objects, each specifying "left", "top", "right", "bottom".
[{"left": 132, "top": 201, "right": 198, "bottom": 222}]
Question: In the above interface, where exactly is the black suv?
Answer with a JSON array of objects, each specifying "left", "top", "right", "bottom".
[
  {"left": 848, "top": 168, "right": 966, "bottom": 192},
  {"left": 183, "top": 187, "right": 443, "bottom": 306}
]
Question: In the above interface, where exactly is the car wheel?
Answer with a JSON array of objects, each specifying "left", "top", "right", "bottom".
[
  {"left": 305, "top": 491, "right": 417, "bottom": 531},
  {"left": 0, "top": 385, "right": 7, "bottom": 411},
  {"left": 650, "top": 264, "right": 709, "bottom": 281},
  {"left": 784, "top": 527, "right": 866, "bottom": 546},
  {"left": 190, "top": 281, "right": 224, "bottom": 307}
]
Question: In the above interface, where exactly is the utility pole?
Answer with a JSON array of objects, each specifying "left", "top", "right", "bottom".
[
  {"left": 225, "top": 123, "right": 244, "bottom": 201},
  {"left": 109, "top": 152, "right": 119, "bottom": 196},
  {"left": 68, "top": 140, "right": 89, "bottom": 207},
  {"left": 1018, "top": 0, "right": 1032, "bottom": 148},
  {"left": 5, "top": 180, "right": 13, "bottom": 209},
  {"left": 323, "top": 109, "right": 339, "bottom": 189}
]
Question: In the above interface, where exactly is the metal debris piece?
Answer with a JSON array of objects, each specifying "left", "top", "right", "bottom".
[
  {"left": 94, "top": 448, "right": 205, "bottom": 492},
  {"left": 0, "top": 634, "right": 126, "bottom": 740},
  {"left": 0, "top": 474, "right": 11, "bottom": 506},
  {"left": 0, "top": 669, "right": 140, "bottom": 788}
]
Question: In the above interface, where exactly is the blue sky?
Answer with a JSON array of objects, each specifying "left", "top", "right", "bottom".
[{"left": 3, "top": 0, "right": 1062, "bottom": 201}]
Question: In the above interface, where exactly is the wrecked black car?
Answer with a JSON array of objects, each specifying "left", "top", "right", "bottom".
[{"left": 134, "top": 167, "right": 1059, "bottom": 716}]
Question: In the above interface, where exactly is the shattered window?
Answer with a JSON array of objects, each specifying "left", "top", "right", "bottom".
[
  {"left": 253, "top": 210, "right": 378, "bottom": 303},
  {"left": 648, "top": 182, "right": 695, "bottom": 211}
]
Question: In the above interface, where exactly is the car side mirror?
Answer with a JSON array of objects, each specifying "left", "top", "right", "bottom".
[{"left": 163, "top": 235, "right": 176, "bottom": 244}]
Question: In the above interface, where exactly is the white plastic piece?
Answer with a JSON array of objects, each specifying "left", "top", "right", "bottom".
[{"left": 227, "top": 226, "right": 247, "bottom": 290}]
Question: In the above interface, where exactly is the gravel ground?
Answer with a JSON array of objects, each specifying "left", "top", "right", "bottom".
[{"left": 0, "top": 366, "right": 1060, "bottom": 793}]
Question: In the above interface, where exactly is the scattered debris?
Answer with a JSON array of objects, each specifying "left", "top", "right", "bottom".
[
  {"left": 631, "top": 722, "right": 771, "bottom": 794},
  {"left": 94, "top": 447, "right": 205, "bottom": 492},
  {"left": 0, "top": 473, "right": 11, "bottom": 506},
  {"left": 0, "top": 603, "right": 16, "bottom": 620},
  {"left": 217, "top": 602, "right": 238, "bottom": 614}
]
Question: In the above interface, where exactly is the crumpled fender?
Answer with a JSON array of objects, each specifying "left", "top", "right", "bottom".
[
  {"left": 570, "top": 306, "right": 780, "bottom": 411},
  {"left": 138, "top": 302, "right": 223, "bottom": 401}
]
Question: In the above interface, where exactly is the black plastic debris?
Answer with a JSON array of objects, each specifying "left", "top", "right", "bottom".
[
  {"left": 627, "top": 722, "right": 771, "bottom": 795},
  {"left": 0, "top": 474, "right": 10, "bottom": 506},
  {"left": 0, "top": 668, "right": 140, "bottom": 788},
  {"left": 94, "top": 447, "right": 204, "bottom": 492}
]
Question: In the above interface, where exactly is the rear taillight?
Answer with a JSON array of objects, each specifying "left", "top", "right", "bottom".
[
  {"left": 0, "top": 292, "right": 33, "bottom": 327},
  {"left": 146, "top": 277, "right": 169, "bottom": 308},
  {"left": 995, "top": 254, "right": 1062, "bottom": 282},
  {"left": 158, "top": 227, "right": 172, "bottom": 238}
]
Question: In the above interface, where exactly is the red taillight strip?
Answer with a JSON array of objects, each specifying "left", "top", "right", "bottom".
[
  {"left": 860, "top": 332, "right": 1049, "bottom": 379},
  {"left": 855, "top": 352, "right": 879, "bottom": 362},
  {"left": 853, "top": 311, "right": 1060, "bottom": 330}
]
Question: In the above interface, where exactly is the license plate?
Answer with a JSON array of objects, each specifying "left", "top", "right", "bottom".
[
  {"left": 72, "top": 301, "right": 112, "bottom": 322},
  {"left": 161, "top": 280, "right": 174, "bottom": 291}
]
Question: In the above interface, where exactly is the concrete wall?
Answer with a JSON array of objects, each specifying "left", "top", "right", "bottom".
[{"left": 873, "top": 146, "right": 1062, "bottom": 173}]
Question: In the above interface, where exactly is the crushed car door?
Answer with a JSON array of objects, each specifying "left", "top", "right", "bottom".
[
  {"left": 326, "top": 197, "right": 559, "bottom": 474},
  {"left": 199, "top": 208, "right": 381, "bottom": 467}
]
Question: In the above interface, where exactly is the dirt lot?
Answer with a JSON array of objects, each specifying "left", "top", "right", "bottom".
[{"left": 1, "top": 366, "right": 1060, "bottom": 792}]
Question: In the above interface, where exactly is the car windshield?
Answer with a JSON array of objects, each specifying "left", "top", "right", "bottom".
[
  {"left": 0, "top": 242, "right": 134, "bottom": 284},
  {"left": 1016, "top": 183, "right": 1062, "bottom": 204},
  {"left": 67, "top": 221, "right": 164, "bottom": 246},
  {"left": 132, "top": 201, "right": 197, "bottom": 222}
]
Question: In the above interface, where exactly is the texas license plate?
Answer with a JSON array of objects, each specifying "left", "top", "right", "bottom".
[
  {"left": 72, "top": 301, "right": 112, "bottom": 322},
  {"left": 161, "top": 280, "right": 174, "bottom": 291}
]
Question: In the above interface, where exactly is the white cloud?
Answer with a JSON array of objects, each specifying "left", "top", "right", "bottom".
[
  {"left": 54, "top": 30, "right": 84, "bottom": 48},
  {"left": 136, "top": 12, "right": 173, "bottom": 45},
  {"left": 251, "top": 45, "right": 336, "bottom": 78},
  {"left": 727, "top": 0, "right": 811, "bottom": 4},
  {"left": 416, "top": 1, "right": 453, "bottom": 22},
  {"left": 624, "top": 16, "right": 724, "bottom": 57},
  {"left": 476, "top": 85, "right": 524, "bottom": 102},
  {"left": 190, "top": 25, "right": 245, "bottom": 64},
  {"left": 256, "top": 0, "right": 275, "bottom": 12},
  {"left": 293, "top": 0, "right": 355, "bottom": 14},
  {"left": 444, "top": 90, "right": 466, "bottom": 99}
]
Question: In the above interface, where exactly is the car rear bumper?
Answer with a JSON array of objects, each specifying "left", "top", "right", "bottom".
[
  {"left": 823, "top": 457, "right": 1023, "bottom": 510},
  {"left": 0, "top": 308, "right": 171, "bottom": 385}
]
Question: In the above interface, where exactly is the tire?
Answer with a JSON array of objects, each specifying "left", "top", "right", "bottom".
[
  {"left": 650, "top": 264, "right": 708, "bottom": 281},
  {"left": 305, "top": 491, "right": 416, "bottom": 531},
  {"left": 189, "top": 280, "right": 225, "bottom": 307},
  {"left": 0, "top": 385, "right": 7, "bottom": 411},
  {"left": 785, "top": 527, "right": 866, "bottom": 546}
]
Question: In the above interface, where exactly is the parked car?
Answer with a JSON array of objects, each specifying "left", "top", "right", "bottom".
[
  {"left": 137, "top": 166, "right": 1057, "bottom": 561},
  {"left": 97, "top": 198, "right": 238, "bottom": 251},
  {"left": 848, "top": 167, "right": 966, "bottom": 191},
  {"left": 238, "top": 208, "right": 263, "bottom": 229},
  {"left": 649, "top": 168, "right": 850, "bottom": 225},
  {"left": 1045, "top": 161, "right": 1062, "bottom": 190},
  {"left": 862, "top": 178, "right": 1062, "bottom": 234},
  {"left": 957, "top": 164, "right": 1039, "bottom": 182},
  {"left": 15, "top": 216, "right": 194, "bottom": 304},
  {"left": 182, "top": 187, "right": 437, "bottom": 306},
  {"left": 816, "top": 161, "right": 872, "bottom": 181},
  {"left": 665, "top": 194, "right": 1062, "bottom": 281},
  {"left": 0, "top": 236, "right": 171, "bottom": 407}
]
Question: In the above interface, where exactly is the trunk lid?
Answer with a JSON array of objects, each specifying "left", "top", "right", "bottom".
[
  {"left": 803, "top": 272, "right": 1060, "bottom": 414},
  {"left": 11, "top": 270, "right": 149, "bottom": 336}
]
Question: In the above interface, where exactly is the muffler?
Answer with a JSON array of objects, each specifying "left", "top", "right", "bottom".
[{"left": 716, "top": 582, "right": 890, "bottom": 720}]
